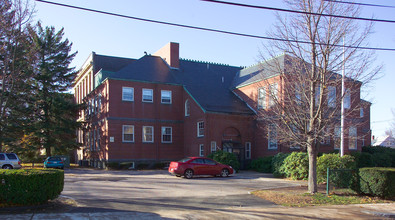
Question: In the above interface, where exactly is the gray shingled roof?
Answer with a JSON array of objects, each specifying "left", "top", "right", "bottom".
[
  {"left": 93, "top": 53, "right": 135, "bottom": 73},
  {"left": 101, "top": 55, "right": 254, "bottom": 115},
  {"left": 232, "top": 54, "right": 285, "bottom": 89}
]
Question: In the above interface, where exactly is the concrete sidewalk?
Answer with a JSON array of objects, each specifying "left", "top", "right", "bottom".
[{"left": 1, "top": 201, "right": 394, "bottom": 219}]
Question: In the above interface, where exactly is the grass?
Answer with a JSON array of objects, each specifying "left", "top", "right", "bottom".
[{"left": 252, "top": 185, "right": 392, "bottom": 207}]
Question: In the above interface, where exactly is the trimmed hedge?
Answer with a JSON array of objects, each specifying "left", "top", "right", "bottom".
[
  {"left": 358, "top": 167, "right": 395, "bottom": 198},
  {"left": 280, "top": 152, "right": 309, "bottom": 180},
  {"left": 208, "top": 150, "right": 240, "bottom": 172},
  {"left": 250, "top": 156, "right": 273, "bottom": 173},
  {"left": 362, "top": 146, "right": 395, "bottom": 167},
  {"left": 0, "top": 169, "right": 64, "bottom": 205}
]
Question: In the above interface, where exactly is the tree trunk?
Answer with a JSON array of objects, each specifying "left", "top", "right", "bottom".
[{"left": 307, "top": 139, "right": 318, "bottom": 194}]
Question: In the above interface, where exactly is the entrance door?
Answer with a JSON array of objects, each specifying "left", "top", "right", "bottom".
[{"left": 222, "top": 141, "right": 245, "bottom": 169}]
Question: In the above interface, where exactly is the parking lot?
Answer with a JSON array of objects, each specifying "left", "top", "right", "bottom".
[{"left": 62, "top": 168, "right": 301, "bottom": 218}]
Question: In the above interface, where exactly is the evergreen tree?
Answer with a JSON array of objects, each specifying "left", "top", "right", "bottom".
[{"left": 29, "top": 22, "right": 78, "bottom": 157}]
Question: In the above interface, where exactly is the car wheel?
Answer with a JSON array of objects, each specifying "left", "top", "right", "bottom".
[
  {"left": 184, "top": 169, "right": 194, "bottom": 179},
  {"left": 221, "top": 169, "right": 229, "bottom": 177},
  {"left": 2, "top": 165, "right": 12, "bottom": 169}
]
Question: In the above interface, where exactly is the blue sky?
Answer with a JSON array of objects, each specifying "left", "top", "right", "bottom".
[{"left": 34, "top": 0, "right": 395, "bottom": 138}]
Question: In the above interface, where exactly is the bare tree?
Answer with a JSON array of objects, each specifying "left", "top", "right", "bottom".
[
  {"left": 0, "top": 0, "right": 35, "bottom": 151},
  {"left": 259, "top": 0, "right": 380, "bottom": 193}
]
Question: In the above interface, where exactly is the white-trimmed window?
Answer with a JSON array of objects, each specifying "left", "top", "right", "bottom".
[
  {"left": 344, "top": 89, "right": 351, "bottom": 109},
  {"left": 197, "top": 121, "right": 204, "bottom": 137},
  {"left": 199, "top": 144, "right": 204, "bottom": 156},
  {"left": 360, "top": 108, "right": 364, "bottom": 117},
  {"left": 245, "top": 142, "right": 251, "bottom": 159},
  {"left": 328, "top": 86, "right": 336, "bottom": 108},
  {"left": 161, "top": 127, "right": 172, "bottom": 143},
  {"left": 257, "top": 87, "right": 266, "bottom": 109},
  {"left": 142, "top": 126, "right": 154, "bottom": 143},
  {"left": 349, "top": 126, "right": 357, "bottom": 150},
  {"left": 122, "top": 87, "right": 134, "bottom": 101},
  {"left": 122, "top": 125, "right": 134, "bottom": 142},
  {"left": 142, "top": 89, "right": 153, "bottom": 102},
  {"left": 161, "top": 90, "right": 172, "bottom": 104},
  {"left": 211, "top": 141, "right": 217, "bottom": 153},
  {"left": 96, "top": 129, "right": 101, "bottom": 150},
  {"left": 185, "top": 99, "right": 190, "bottom": 116},
  {"left": 268, "top": 124, "right": 278, "bottom": 149},
  {"left": 269, "top": 83, "right": 278, "bottom": 107}
]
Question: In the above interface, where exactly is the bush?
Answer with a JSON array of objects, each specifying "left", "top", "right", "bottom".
[
  {"left": 0, "top": 169, "right": 64, "bottom": 205},
  {"left": 106, "top": 162, "right": 119, "bottom": 169},
  {"left": 250, "top": 157, "right": 273, "bottom": 173},
  {"left": 351, "top": 152, "right": 374, "bottom": 168},
  {"left": 280, "top": 152, "right": 309, "bottom": 180},
  {"left": 119, "top": 162, "right": 135, "bottom": 169},
  {"left": 362, "top": 146, "right": 395, "bottom": 167},
  {"left": 358, "top": 167, "right": 395, "bottom": 199},
  {"left": 272, "top": 153, "right": 289, "bottom": 177},
  {"left": 317, "top": 154, "right": 356, "bottom": 187},
  {"left": 208, "top": 150, "right": 240, "bottom": 172}
]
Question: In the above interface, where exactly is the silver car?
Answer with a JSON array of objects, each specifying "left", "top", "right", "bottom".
[{"left": 0, "top": 153, "right": 22, "bottom": 169}]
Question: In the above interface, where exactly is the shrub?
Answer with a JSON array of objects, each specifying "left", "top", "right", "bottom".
[
  {"left": 280, "top": 152, "right": 309, "bottom": 180},
  {"left": 272, "top": 153, "right": 289, "bottom": 177},
  {"left": 136, "top": 163, "right": 150, "bottom": 170},
  {"left": 362, "top": 146, "right": 395, "bottom": 167},
  {"left": 208, "top": 150, "right": 240, "bottom": 172},
  {"left": 106, "top": 162, "right": 119, "bottom": 169},
  {"left": 351, "top": 152, "right": 374, "bottom": 168},
  {"left": 358, "top": 167, "right": 395, "bottom": 199},
  {"left": 250, "top": 157, "right": 273, "bottom": 173},
  {"left": 0, "top": 169, "right": 64, "bottom": 205},
  {"left": 119, "top": 162, "right": 135, "bottom": 169},
  {"left": 317, "top": 154, "right": 356, "bottom": 186}
]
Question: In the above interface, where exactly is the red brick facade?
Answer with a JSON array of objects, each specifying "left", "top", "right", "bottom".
[{"left": 73, "top": 42, "right": 371, "bottom": 168}]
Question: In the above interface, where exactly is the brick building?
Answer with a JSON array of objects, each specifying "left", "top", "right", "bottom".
[{"left": 73, "top": 42, "right": 371, "bottom": 168}]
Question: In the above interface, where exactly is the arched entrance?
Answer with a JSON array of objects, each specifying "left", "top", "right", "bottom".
[{"left": 222, "top": 127, "right": 245, "bottom": 169}]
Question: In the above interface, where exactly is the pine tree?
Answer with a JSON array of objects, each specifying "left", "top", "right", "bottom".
[{"left": 29, "top": 22, "right": 78, "bottom": 157}]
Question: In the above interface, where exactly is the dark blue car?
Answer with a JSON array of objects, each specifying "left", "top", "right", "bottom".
[{"left": 44, "top": 156, "right": 64, "bottom": 169}]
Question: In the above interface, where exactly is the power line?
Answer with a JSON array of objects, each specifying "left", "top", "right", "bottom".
[
  {"left": 323, "top": 0, "right": 395, "bottom": 9},
  {"left": 201, "top": 0, "right": 395, "bottom": 24},
  {"left": 34, "top": 0, "right": 395, "bottom": 51}
]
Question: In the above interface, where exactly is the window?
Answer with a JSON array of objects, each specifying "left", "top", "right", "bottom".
[
  {"left": 122, "top": 125, "right": 134, "bottom": 142},
  {"left": 268, "top": 124, "right": 278, "bottom": 149},
  {"left": 161, "top": 90, "right": 172, "bottom": 104},
  {"left": 245, "top": 142, "right": 251, "bottom": 159},
  {"left": 142, "top": 89, "right": 153, "bottom": 102},
  {"left": 122, "top": 87, "right": 134, "bottom": 101},
  {"left": 96, "top": 129, "right": 101, "bottom": 150},
  {"left": 199, "top": 144, "right": 204, "bottom": 156},
  {"left": 97, "top": 94, "right": 102, "bottom": 113},
  {"left": 328, "top": 86, "right": 336, "bottom": 108},
  {"left": 360, "top": 108, "right": 364, "bottom": 117},
  {"left": 161, "top": 127, "right": 172, "bottom": 143},
  {"left": 257, "top": 87, "right": 266, "bottom": 109},
  {"left": 344, "top": 89, "right": 351, "bottom": 109},
  {"left": 334, "top": 126, "right": 341, "bottom": 149},
  {"left": 197, "top": 121, "right": 204, "bottom": 137},
  {"left": 142, "top": 126, "right": 154, "bottom": 143},
  {"left": 349, "top": 126, "right": 357, "bottom": 150},
  {"left": 269, "top": 83, "right": 278, "bottom": 107},
  {"left": 211, "top": 141, "right": 217, "bottom": 153},
  {"left": 295, "top": 86, "right": 302, "bottom": 104},
  {"left": 185, "top": 99, "right": 190, "bottom": 116}
]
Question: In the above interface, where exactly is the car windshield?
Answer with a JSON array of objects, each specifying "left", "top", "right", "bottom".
[{"left": 178, "top": 157, "right": 192, "bottom": 163}]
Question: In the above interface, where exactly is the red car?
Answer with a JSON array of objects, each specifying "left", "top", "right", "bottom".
[{"left": 168, "top": 157, "right": 234, "bottom": 179}]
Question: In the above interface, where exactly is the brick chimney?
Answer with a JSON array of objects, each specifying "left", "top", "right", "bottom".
[{"left": 153, "top": 42, "right": 179, "bottom": 69}]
